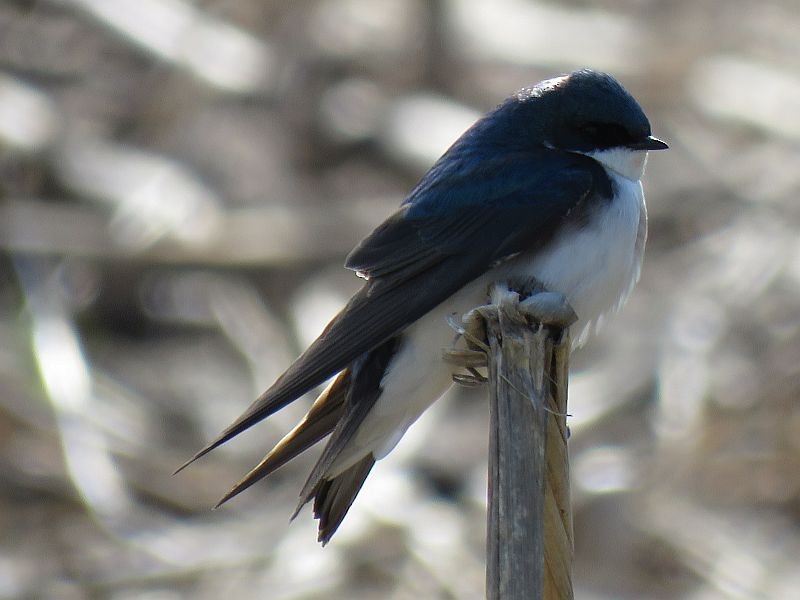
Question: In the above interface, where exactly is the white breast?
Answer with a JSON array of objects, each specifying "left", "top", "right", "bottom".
[{"left": 504, "top": 168, "right": 647, "bottom": 346}]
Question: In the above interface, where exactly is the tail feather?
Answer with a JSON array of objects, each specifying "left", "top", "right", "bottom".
[
  {"left": 312, "top": 455, "right": 375, "bottom": 545},
  {"left": 295, "top": 337, "right": 401, "bottom": 506},
  {"left": 289, "top": 336, "right": 402, "bottom": 543},
  {"left": 215, "top": 369, "right": 351, "bottom": 508},
  {"left": 197, "top": 329, "right": 403, "bottom": 544}
]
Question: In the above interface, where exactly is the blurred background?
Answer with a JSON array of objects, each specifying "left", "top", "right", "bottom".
[{"left": 1, "top": 0, "right": 799, "bottom": 598}]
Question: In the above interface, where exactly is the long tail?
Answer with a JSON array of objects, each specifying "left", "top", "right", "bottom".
[{"left": 216, "top": 336, "right": 403, "bottom": 543}]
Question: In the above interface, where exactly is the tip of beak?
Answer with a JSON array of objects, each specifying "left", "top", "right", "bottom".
[{"left": 626, "top": 135, "right": 668, "bottom": 151}]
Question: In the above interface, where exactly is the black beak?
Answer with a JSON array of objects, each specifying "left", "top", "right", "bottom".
[{"left": 627, "top": 135, "right": 669, "bottom": 151}]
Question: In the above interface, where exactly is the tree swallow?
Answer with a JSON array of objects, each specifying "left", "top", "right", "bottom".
[{"left": 177, "top": 69, "right": 667, "bottom": 543}]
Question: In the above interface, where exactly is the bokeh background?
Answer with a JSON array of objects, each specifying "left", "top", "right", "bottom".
[{"left": 1, "top": 1, "right": 799, "bottom": 598}]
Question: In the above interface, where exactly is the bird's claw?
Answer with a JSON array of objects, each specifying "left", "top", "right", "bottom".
[
  {"left": 452, "top": 369, "right": 488, "bottom": 387},
  {"left": 446, "top": 308, "right": 490, "bottom": 387},
  {"left": 445, "top": 285, "right": 575, "bottom": 388},
  {"left": 442, "top": 348, "right": 488, "bottom": 368}
]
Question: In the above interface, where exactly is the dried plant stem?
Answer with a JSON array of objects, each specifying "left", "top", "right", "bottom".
[{"left": 481, "top": 287, "right": 574, "bottom": 600}]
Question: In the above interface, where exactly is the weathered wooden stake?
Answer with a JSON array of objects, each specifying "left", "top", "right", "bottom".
[{"left": 457, "top": 284, "right": 575, "bottom": 600}]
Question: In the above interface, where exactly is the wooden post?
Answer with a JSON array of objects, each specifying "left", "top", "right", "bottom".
[{"left": 455, "top": 284, "right": 575, "bottom": 600}]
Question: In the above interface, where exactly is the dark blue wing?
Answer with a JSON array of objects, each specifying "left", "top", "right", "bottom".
[
  {"left": 345, "top": 149, "right": 598, "bottom": 281},
  {"left": 179, "top": 148, "right": 603, "bottom": 468}
]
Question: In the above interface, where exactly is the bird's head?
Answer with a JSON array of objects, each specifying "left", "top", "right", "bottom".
[{"left": 499, "top": 69, "right": 668, "bottom": 180}]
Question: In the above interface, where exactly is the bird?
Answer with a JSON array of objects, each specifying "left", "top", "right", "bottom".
[{"left": 176, "top": 69, "right": 667, "bottom": 544}]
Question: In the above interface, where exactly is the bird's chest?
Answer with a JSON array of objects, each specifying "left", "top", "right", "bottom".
[{"left": 502, "top": 173, "right": 647, "bottom": 342}]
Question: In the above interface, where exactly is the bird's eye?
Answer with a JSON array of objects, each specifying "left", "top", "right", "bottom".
[{"left": 577, "top": 122, "right": 635, "bottom": 148}]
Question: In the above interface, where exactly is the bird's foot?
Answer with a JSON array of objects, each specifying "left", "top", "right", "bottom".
[
  {"left": 445, "top": 306, "right": 492, "bottom": 386},
  {"left": 444, "top": 284, "right": 577, "bottom": 387},
  {"left": 490, "top": 282, "right": 578, "bottom": 329}
]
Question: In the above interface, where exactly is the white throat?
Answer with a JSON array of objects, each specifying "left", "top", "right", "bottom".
[{"left": 584, "top": 147, "right": 649, "bottom": 181}]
